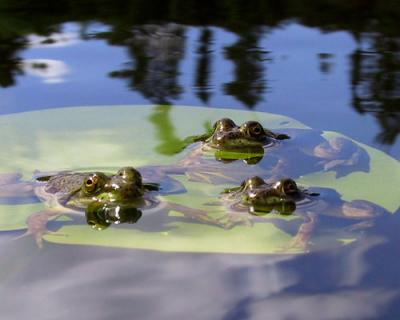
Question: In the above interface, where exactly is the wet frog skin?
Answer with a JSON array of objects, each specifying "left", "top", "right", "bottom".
[
  {"left": 150, "top": 118, "right": 290, "bottom": 185},
  {"left": 189, "top": 118, "right": 290, "bottom": 152},
  {"left": 218, "top": 176, "right": 384, "bottom": 250},
  {"left": 167, "top": 119, "right": 369, "bottom": 186},
  {"left": 203, "top": 118, "right": 290, "bottom": 151},
  {"left": 0, "top": 167, "right": 225, "bottom": 247}
]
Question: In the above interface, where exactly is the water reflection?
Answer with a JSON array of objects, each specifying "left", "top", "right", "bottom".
[
  {"left": 317, "top": 53, "right": 334, "bottom": 75},
  {"left": 351, "top": 34, "right": 400, "bottom": 146},
  {"left": 0, "top": 2, "right": 398, "bottom": 150},
  {"left": 27, "top": 32, "right": 80, "bottom": 48},
  {"left": 194, "top": 28, "right": 213, "bottom": 104},
  {"left": 0, "top": 34, "right": 26, "bottom": 87},
  {"left": 1, "top": 231, "right": 399, "bottom": 319},
  {"left": 108, "top": 23, "right": 185, "bottom": 104},
  {"left": 86, "top": 202, "right": 143, "bottom": 230},
  {"left": 0, "top": 3, "right": 400, "bottom": 317},
  {"left": 22, "top": 59, "right": 69, "bottom": 83},
  {"left": 148, "top": 105, "right": 189, "bottom": 155},
  {"left": 223, "top": 29, "right": 267, "bottom": 109}
]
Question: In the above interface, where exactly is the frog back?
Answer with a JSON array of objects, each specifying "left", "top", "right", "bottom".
[{"left": 35, "top": 173, "right": 86, "bottom": 208}]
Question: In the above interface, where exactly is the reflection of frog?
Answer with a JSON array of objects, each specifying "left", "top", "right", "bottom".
[
  {"left": 0, "top": 167, "right": 224, "bottom": 247},
  {"left": 216, "top": 176, "right": 384, "bottom": 250}
]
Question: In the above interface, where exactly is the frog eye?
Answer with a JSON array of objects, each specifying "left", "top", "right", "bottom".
[
  {"left": 282, "top": 179, "right": 298, "bottom": 195},
  {"left": 85, "top": 175, "right": 99, "bottom": 193},
  {"left": 242, "top": 176, "right": 264, "bottom": 191},
  {"left": 247, "top": 176, "right": 265, "bottom": 189},
  {"left": 241, "top": 121, "right": 265, "bottom": 138},
  {"left": 249, "top": 123, "right": 265, "bottom": 137},
  {"left": 214, "top": 118, "right": 236, "bottom": 132},
  {"left": 117, "top": 167, "right": 135, "bottom": 179}
]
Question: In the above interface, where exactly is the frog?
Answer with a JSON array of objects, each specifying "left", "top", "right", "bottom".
[
  {"left": 155, "top": 118, "right": 369, "bottom": 186},
  {"left": 142, "top": 118, "right": 289, "bottom": 185},
  {"left": 179, "top": 118, "right": 289, "bottom": 164},
  {"left": 0, "top": 167, "right": 225, "bottom": 247},
  {"left": 214, "top": 176, "right": 384, "bottom": 250},
  {"left": 189, "top": 118, "right": 290, "bottom": 151}
]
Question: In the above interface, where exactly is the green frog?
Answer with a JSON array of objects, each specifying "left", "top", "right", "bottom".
[
  {"left": 0, "top": 167, "right": 224, "bottom": 247},
  {"left": 216, "top": 176, "right": 384, "bottom": 250},
  {"left": 147, "top": 118, "right": 289, "bottom": 185},
  {"left": 181, "top": 118, "right": 289, "bottom": 163},
  {"left": 172, "top": 120, "right": 369, "bottom": 185},
  {"left": 190, "top": 118, "right": 290, "bottom": 151}
]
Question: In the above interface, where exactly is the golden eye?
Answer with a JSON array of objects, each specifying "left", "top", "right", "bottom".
[{"left": 85, "top": 175, "right": 98, "bottom": 193}]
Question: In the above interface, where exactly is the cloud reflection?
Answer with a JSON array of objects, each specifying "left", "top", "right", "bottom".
[
  {"left": 21, "top": 59, "right": 69, "bottom": 84},
  {"left": 249, "top": 289, "right": 396, "bottom": 320},
  {"left": 27, "top": 32, "right": 80, "bottom": 48},
  {"left": 0, "top": 234, "right": 397, "bottom": 320}
]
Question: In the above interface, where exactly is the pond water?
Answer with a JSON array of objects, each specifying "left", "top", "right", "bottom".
[{"left": 0, "top": 2, "right": 400, "bottom": 319}]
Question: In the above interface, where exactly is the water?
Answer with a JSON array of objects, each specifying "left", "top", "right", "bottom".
[{"left": 0, "top": 2, "right": 399, "bottom": 319}]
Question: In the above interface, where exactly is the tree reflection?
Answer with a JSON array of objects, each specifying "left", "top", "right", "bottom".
[
  {"left": 223, "top": 29, "right": 267, "bottom": 109},
  {"left": 194, "top": 28, "right": 213, "bottom": 104},
  {"left": 0, "top": 35, "right": 26, "bottom": 87},
  {"left": 109, "top": 23, "right": 185, "bottom": 105},
  {"left": 0, "top": 0, "right": 399, "bottom": 144},
  {"left": 318, "top": 53, "right": 334, "bottom": 75},
  {"left": 351, "top": 35, "right": 400, "bottom": 145}
]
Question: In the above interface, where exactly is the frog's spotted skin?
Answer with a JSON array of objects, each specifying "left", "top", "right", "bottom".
[{"left": 217, "top": 176, "right": 384, "bottom": 250}]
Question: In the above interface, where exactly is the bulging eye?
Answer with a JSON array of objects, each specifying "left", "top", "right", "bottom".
[
  {"left": 117, "top": 167, "right": 141, "bottom": 180},
  {"left": 249, "top": 123, "right": 264, "bottom": 137},
  {"left": 85, "top": 175, "right": 99, "bottom": 193},
  {"left": 282, "top": 179, "right": 298, "bottom": 195},
  {"left": 248, "top": 176, "right": 265, "bottom": 189},
  {"left": 242, "top": 176, "right": 265, "bottom": 191},
  {"left": 214, "top": 118, "right": 236, "bottom": 132},
  {"left": 241, "top": 121, "right": 265, "bottom": 138}
]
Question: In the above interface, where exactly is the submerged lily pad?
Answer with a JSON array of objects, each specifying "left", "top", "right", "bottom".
[{"left": 0, "top": 105, "right": 399, "bottom": 254}]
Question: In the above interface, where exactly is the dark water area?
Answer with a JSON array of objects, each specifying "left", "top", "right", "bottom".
[{"left": 0, "top": 1, "right": 400, "bottom": 319}]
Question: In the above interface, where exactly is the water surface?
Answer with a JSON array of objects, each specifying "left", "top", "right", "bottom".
[{"left": 1, "top": 2, "right": 400, "bottom": 319}]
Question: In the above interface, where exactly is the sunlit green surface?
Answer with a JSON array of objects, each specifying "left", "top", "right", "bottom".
[{"left": 0, "top": 105, "right": 399, "bottom": 254}]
